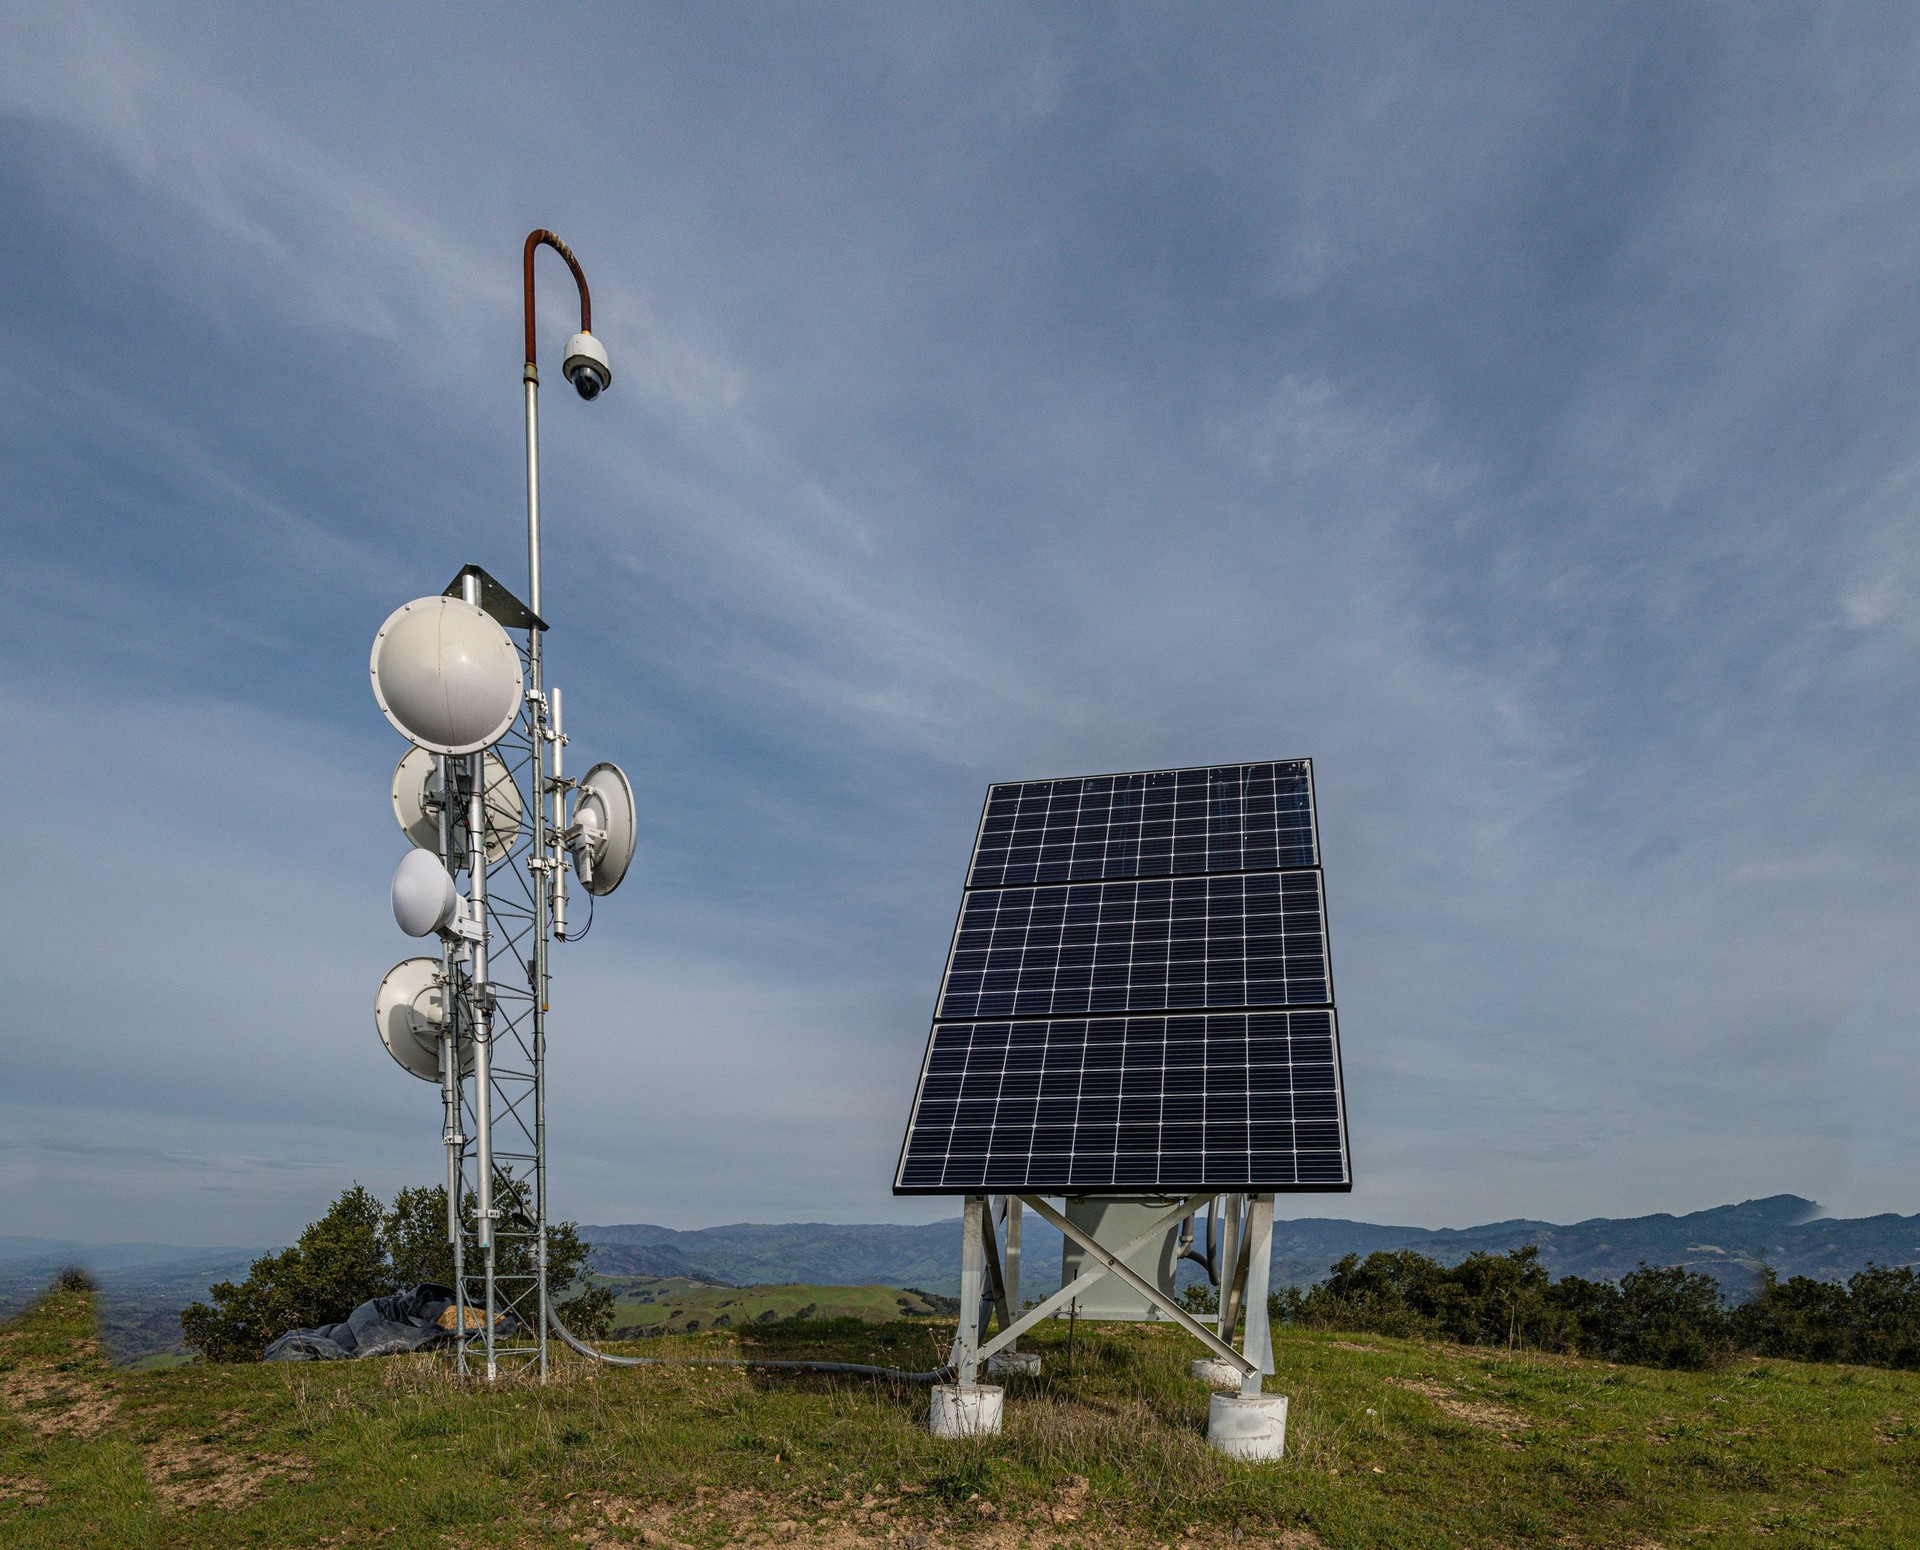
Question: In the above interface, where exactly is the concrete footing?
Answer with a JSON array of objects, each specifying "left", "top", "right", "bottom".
[
  {"left": 1207, "top": 1391, "right": 1288, "bottom": 1460},
  {"left": 987, "top": 1350, "right": 1040, "bottom": 1378},
  {"left": 1191, "top": 1357, "right": 1245, "bottom": 1388},
  {"left": 930, "top": 1383, "right": 1004, "bottom": 1438}
]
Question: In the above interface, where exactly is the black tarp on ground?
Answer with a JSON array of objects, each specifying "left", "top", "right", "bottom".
[{"left": 262, "top": 1283, "right": 459, "bottom": 1361}]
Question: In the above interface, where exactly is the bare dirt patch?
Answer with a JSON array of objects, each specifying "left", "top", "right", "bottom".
[
  {"left": 566, "top": 1487, "right": 1323, "bottom": 1547},
  {"left": 0, "top": 1363, "right": 118, "bottom": 1438},
  {"left": 143, "top": 1438, "right": 311, "bottom": 1512},
  {"left": 1386, "top": 1375, "right": 1529, "bottom": 1435},
  {"left": 1048, "top": 1473, "right": 1090, "bottom": 1524},
  {"left": 0, "top": 1474, "right": 50, "bottom": 1508},
  {"left": 0, "top": 1322, "right": 118, "bottom": 1440}
]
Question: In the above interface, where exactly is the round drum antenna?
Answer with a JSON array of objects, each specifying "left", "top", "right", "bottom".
[
  {"left": 370, "top": 595, "right": 524, "bottom": 755},
  {"left": 392, "top": 849, "right": 460, "bottom": 937}
]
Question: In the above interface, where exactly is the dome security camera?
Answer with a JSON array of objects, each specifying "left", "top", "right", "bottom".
[{"left": 562, "top": 330, "right": 611, "bottom": 400}]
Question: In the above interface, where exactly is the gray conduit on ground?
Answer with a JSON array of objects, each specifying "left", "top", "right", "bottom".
[{"left": 546, "top": 1304, "right": 951, "bottom": 1384}]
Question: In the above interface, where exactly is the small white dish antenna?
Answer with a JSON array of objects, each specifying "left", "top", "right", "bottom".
[
  {"left": 572, "top": 761, "right": 636, "bottom": 896},
  {"left": 390, "top": 747, "right": 524, "bottom": 862},
  {"left": 374, "top": 956, "right": 461, "bottom": 1082},
  {"left": 392, "top": 849, "right": 459, "bottom": 937},
  {"left": 370, "top": 595, "right": 524, "bottom": 755}
]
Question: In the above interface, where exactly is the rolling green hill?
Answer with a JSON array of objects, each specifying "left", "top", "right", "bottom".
[
  {"left": 601, "top": 1276, "right": 953, "bottom": 1335},
  {"left": 6, "top": 1278, "right": 1920, "bottom": 1547}
]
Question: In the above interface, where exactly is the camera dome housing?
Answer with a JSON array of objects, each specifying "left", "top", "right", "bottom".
[{"left": 562, "top": 330, "right": 611, "bottom": 400}]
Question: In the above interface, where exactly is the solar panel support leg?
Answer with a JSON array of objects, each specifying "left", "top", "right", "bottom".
[
  {"left": 1221, "top": 1195, "right": 1254, "bottom": 1347},
  {"left": 1015, "top": 1195, "right": 1257, "bottom": 1379},
  {"left": 979, "top": 1198, "right": 1011, "bottom": 1347},
  {"left": 1216, "top": 1194, "right": 1241, "bottom": 1330},
  {"left": 1238, "top": 1194, "right": 1276, "bottom": 1395},
  {"left": 951, "top": 1195, "right": 988, "bottom": 1383},
  {"left": 976, "top": 1194, "right": 1204, "bottom": 1363},
  {"left": 1004, "top": 1197, "right": 1022, "bottom": 1339}
]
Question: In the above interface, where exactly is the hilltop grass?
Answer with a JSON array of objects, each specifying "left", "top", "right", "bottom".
[
  {"left": 4, "top": 1283, "right": 1920, "bottom": 1548},
  {"left": 602, "top": 1276, "right": 948, "bottom": 1335}
]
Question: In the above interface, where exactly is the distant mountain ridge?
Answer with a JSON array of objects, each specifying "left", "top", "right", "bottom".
[
  {"left": 582, "top": 1196, "right": 1920, "bottom": 1300},
  {"left": 582, "top": 1221, "right": 962, "bottom": 1290},
  {"left": 1292, "top": 1194, "right": 1916, "bottom": 1299},
  {"left": 6, "top": 1195, "right": 1913, "bottom": 1361}
]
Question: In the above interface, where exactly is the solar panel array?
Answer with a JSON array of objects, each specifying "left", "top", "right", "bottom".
[{"left": 895, "top": 761, "right": 1351, "bottom": 1195}]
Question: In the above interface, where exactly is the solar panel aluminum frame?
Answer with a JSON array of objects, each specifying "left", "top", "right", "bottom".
[{"left": 894, "top": 760, "right": 1352, "bottom": 1196}]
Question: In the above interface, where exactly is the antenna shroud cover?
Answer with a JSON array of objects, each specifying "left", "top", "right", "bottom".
[{"left": 370, "top": 595, "right": 524, "bottom": 755}]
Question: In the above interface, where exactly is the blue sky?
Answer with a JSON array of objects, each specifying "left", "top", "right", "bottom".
[{"left": 2, "top": 3, "right": 1917, "bottom": 1245}]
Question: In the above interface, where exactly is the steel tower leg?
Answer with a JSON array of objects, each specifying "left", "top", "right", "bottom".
[{"left": 454, "top": 571, "right": 500, "bottom": 1381}]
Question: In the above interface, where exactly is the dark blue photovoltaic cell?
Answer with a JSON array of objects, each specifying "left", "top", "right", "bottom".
[
  {"left": 894, "top": 1013, "right": 1346, "bottom": 1192},
  {"left": 937, "top": 873, "right": 1328, "bottom": 1020},
  {"left": 895, "top": 759, "right": 1349, "bottom": 1195},
  {"left": 967, "top": 762, "right": 1315, "bottom": 889}
]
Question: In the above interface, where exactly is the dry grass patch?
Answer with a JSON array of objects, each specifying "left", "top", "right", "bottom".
[
  {"left": 0, "top": 1300, "right": 118, "bottom": 1438},
  {"left": 1385, "top": 1375, "right": 1529, "bottom": 1435},
  {"left": 0, "top": 1360, "right": 119, "bottom": 1438},
  {"left": 0, "top": 1471, "right": 50, "bottom": 1507},
  {"left": 562, "top": 1484, "right": 1324, "bottom": 1548},
  {"left": 142, "top": 1434, "right": 311, "bottom": 1511}
]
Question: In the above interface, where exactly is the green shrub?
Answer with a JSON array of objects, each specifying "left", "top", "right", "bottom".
[
  {"left": 385, "top": 1184, "right": 458, "bottom": 1286},
  {"left": 1733, "top": 1269, "right": 1850, "bottom": 1363},
  {"left": 180, "top": 1181, "right": 613, "bottom": 1360},
  {"left": 1291, "top": 1249, "right": 1445, "bottom": 1339},
  {"left": 181, "top": 1184, "right": 392, "bottom": 1362},
  {"left": 1284, "top": 1246, "right": 1571, "bottom": 1349},
  {"left": 1610, "top": 1264, "right": 1733, "bottom": 1370},
  {"left": 1546, "top": 1274, "right": 1625, "bottom": 1358},
  {"left": 1270, "top": 1247, "right": 1920, "bottom": 1373},
  {"left": 1178, "top": 1281, "right": 1220, "bottom": 1315},
  {"left": 1433, "top": 1247, "right": 1569, "bottom": 1349},
  {"left": 1272, "top": 1249, "right": 1733, "bottom": 1369},
  {"left": 1843, "top": 1263, "right": 1920, "bottom": 1369}
]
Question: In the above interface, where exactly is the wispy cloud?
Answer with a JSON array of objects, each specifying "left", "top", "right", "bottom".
[{"left": 1, "top": 3, "right": 1916, "bottom": 1243}]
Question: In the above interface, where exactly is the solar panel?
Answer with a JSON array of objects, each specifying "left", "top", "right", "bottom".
[
  {"left": 967, "top": 762, "right": 1316, "bottom": 888},
  {"left": 894, "top": 761, "right": 1350, "bottom": 1195}
]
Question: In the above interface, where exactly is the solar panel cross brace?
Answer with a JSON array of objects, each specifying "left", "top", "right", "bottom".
[{"left": 894, "top": 760, "right": 1352, "bottom": 1195}]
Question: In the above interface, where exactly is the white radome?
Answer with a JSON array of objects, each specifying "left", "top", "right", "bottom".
[
  {"left": 370, "top": 595, "right": 524, "bottom": 755},
  {"left": 390, "top": 746, "right": 524, "bottom": 862},
  {"left": 392, "top": 848, "right": 459, "bottom": 937}
]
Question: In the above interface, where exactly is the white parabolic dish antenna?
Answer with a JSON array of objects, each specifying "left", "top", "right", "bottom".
[
  {"left": 574, "top": 761, "right": 636, "bottom": 896},
  {"left": 390, "top": 746, "right": 524, "bottom": 861},
  {"left": 392, "top": 849, "right": 459, "bottom": 937},
  {"left": 370, "top": 595, "right": 524, "bottom": 755},
  {"left": 375, "top": 956, "right": 458, "bottom": 1083}
]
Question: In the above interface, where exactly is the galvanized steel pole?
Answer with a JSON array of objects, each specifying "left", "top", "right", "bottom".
[{"left": 520, "top": 229, "right": 592, "bottom": 1380}]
